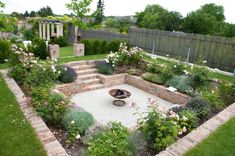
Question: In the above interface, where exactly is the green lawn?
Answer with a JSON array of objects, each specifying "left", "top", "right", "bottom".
[
  {"left": 57, "top": 54, "right": 107, "bottom": 64},
  {"left": 0, "top": 75, "right": 46, "bottom": 156},
  {"left": 60, "top": 46, "right": 73, "bottom": 57},
  {"left": 185, "top": 117, "right": 235, "bottom": 156}
]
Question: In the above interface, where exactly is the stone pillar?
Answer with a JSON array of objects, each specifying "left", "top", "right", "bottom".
[
  {"left": 51, "top": 24, "right": 55, "bottom": 34},
  {"left": 48, "top": 44, "right": 60, "bottom": 58},
  {"left": 56, "top": 24, "right": 60, "bottom": 37},
  {"left": 42, "top": 23, "right": 46, "bottom": 40},
  {"left": 73, "top": 43, "right": 85, "bottom": 56},
  {"left": 39, "top": 22, "right": 42, "bottom": 39},
  {"left": 47, "top": 23, "right": 50, "bottom": 41},
  {"left": 60, "top": 23, "right": 63, "bottom": 37}
]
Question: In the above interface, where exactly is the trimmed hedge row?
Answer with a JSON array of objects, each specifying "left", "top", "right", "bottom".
[{"left": 81, "top": 39, "right": 126, "bottom": 55}]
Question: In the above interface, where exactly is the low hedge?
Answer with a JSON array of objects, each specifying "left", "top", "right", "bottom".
[{"left": 81, "top": 39, "right": 126, "bottom": 55}]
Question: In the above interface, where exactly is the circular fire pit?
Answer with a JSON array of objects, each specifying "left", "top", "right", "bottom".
[{"left": 109, "top": 89, "right": 131, "bottom": 106}]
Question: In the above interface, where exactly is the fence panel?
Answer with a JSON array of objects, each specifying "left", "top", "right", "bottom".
[{"left": 79, "top": 28, "right": 235, "bottom": 72}]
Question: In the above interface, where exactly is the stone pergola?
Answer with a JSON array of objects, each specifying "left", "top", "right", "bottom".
[{"left": 39, "top": 20, "right": 64, "bottom": 41}]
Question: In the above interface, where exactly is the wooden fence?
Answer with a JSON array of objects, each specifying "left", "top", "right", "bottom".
[{"left": 80, "top": 28, "right": 235, "bottom": 72}]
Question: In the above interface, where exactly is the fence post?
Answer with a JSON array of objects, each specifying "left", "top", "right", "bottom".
[
  {"left": 186, "top": 48, "right": 191, "bottom": 63},
  {"left": 152, "top": 41, "right": 155, "bottom": 54}
]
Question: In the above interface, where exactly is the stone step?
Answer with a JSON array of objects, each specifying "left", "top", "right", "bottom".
[
  {"left": 67, "top": 61, "right": 95, "bottom": 67},
  {"left": 72, "top": 64, "right": 96, "bottom": 71},
  {"left": 76, "top": 69, "right": 98, "bottom": 76},
  {"left": 78, "top": 74, "right": 98, "bottom": 81},
  {"left": 89, "top": 83, "right": 104, "bottom": 90},
  {"left": 81, "top": 78, "right": 100, "bottom": 86}
]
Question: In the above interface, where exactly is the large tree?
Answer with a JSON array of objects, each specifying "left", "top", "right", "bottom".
[
  {"left": 135, "top": 4, "right": 182, "bottom": 31},
  {"left": 66, "top": 0, "right": 93, "bottom": 28},
  {"left": 0, "top": 1, "right": 5, "bottom": 14},
  {"left": 94, "top": 0, "right": 105, "bottom": 25},
  {"left": 38, "top": 6, "right": 53, "bottom": 17},
  {"left": 182, "top": 3, "right": 225, "bottom": 35}
]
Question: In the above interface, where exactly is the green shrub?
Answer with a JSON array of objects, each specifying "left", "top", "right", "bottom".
[
  {"left": 219, "top": 81, "right": 235, "bottom": 106},
  {"left": 95, "top": 61, "right": 113, "bottom": 75},
  {"left": 170, "top": 61, "right": 185, "bottom": 75},
  {"left": 8, "top": 65, "right": 28, "bottom": 84},
  {"left": 100, "top": 40, "right": 107, "bottom": 53},
  {"left": 138, "top": 109, "right": 179, "bottom": 152},
  {"left": 166, "top": 75, "right": 193, "bottom": 93},
  {"left": 146, "top": 59, "right": 163, "bottom": 74},
  {"left": 55, "top": 36, "right": 68, "bottom": 47},
  {"left": 29, "top": 38, "right": 48, "bottom": 59},
  {"left": 23, "top": 29, "right": 35, "bottom": 40},
  {"left": 191, "top": 66, "right": 209, "bottom": 87},
  {"left": 142, "top": 73, "right": 166, "bottom": 85},
  {"left": 31, "top": 86, "right": 50, "bottom": 110},
  {"left": 203, "top": 91, "right": 224, "bottom": 112},
  {"left": 58, "top": 66, "right": 77, "bottom": 83},
  {"left": 178, "top": 110, "right": 198, "bottom": 132},
  {"left": 62, "top": 109, "right": 94, "bottom": 135},
  {"left": 88, "top": 122, "right": 132, "bottom": 156},
  {"left": 93, "top": 39, "right": 101, "bottom": 54},
  {"left": 23, "top": 63, "right": 58, "bottom": 90},
  {"left": 0, "top": 39, "right": 11, "bottom": 63},
  {"left": 106, "top": 40, "right": 123, "bottom": 52},
  {"left": 37, "top": 93, "right": 69, "bottom": 125},
  {"left": 185, "top": 98, "right": 211, "bottom": 121},
  {"left": 81, "top": 39, "right": 125, "bottom": 55}
]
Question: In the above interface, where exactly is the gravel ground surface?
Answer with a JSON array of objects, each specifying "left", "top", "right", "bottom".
[{"left": 71, "top": 84, "right": 173, "bottom": 128}]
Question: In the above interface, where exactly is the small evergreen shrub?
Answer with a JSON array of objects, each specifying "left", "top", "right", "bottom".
[
  {"left": 166, "top": 75, "right": 193, "bottom": 93},
  {"left": 58, "top": 66, "right": 77, "bottom": 83},
  {"left": 0, "top": 39, "right": 11, "bottom": 63},
  {"left": 62, "top": 109, "right": 94, "bottom": 135},
  {"left": 95, "top": 60, "right": 113, "bottom": 75},
  {"left": 185, "top": 98, "right": 211, "bottom": 121},
  {"left": 88, "top": 122, "right": 132, "bottom": 156},
  {"left": 55, "top": 36, "right": 68, "bottom": 47}
]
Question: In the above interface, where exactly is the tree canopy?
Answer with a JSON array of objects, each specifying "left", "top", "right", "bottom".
[
  {"left": 37, "top": 6, "right": 53, "bottom": 17},
  {"left": 94, "top": 0, "right": 105, "bottom": 25},
  {"left": 66, "top": 0, "right": 93, "bottom": 28},
  {"left": 135, "top": 3, "right": 235, "bottom": 38}
]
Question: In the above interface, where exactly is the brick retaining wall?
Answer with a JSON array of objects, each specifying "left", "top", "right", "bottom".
[
  {"left": 126, "top": 75, "right": 191, "bottom": 105},
  {"left": 0, "top": 70, "right": 68, "bottom": 156},
  {"left": 157, "top": 102, "right": 235, "bottom": 156}
]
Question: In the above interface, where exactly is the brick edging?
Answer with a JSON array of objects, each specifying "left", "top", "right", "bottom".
[
  {"left": 157, "top": 102, "right": 235, "bottom": 156},
  {"left": 0, "top": 70, "right": 68, "bottom": 156}
]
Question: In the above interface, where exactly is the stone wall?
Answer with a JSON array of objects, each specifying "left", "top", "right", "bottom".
[
  {"left": 98, "top": 74, "right": 126, "bottom": 87},
  {"left": 126, "top": 75, "right": 191, "bottom": 105}
]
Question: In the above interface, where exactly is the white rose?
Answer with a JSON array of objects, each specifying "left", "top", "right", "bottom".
[
  {"left": 182, "top": 127, "right": 187, "bottom": 133},
  {"left": 76, "top": 134, "right": 81, "bottom": 140},
  {"left": 71, "top": 120, "right": 75, "bottom": 124}
]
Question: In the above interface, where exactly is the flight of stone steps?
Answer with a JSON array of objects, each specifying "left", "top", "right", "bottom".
[{"left": 66, "top": 61, "right": 104, "bottom": 92}]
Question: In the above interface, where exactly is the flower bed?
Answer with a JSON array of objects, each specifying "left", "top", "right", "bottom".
[{"left": 5, "top": 42, "right": 235, "bottom": 156}]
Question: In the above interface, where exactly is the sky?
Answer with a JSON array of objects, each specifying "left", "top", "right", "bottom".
[{"left": 2, "top": 0, "right": 235, "bottom": 23}]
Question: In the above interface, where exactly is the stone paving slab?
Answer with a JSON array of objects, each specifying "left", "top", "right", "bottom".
[{"left": 0, "top": 70, "right": 68, "bottom": 156}]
